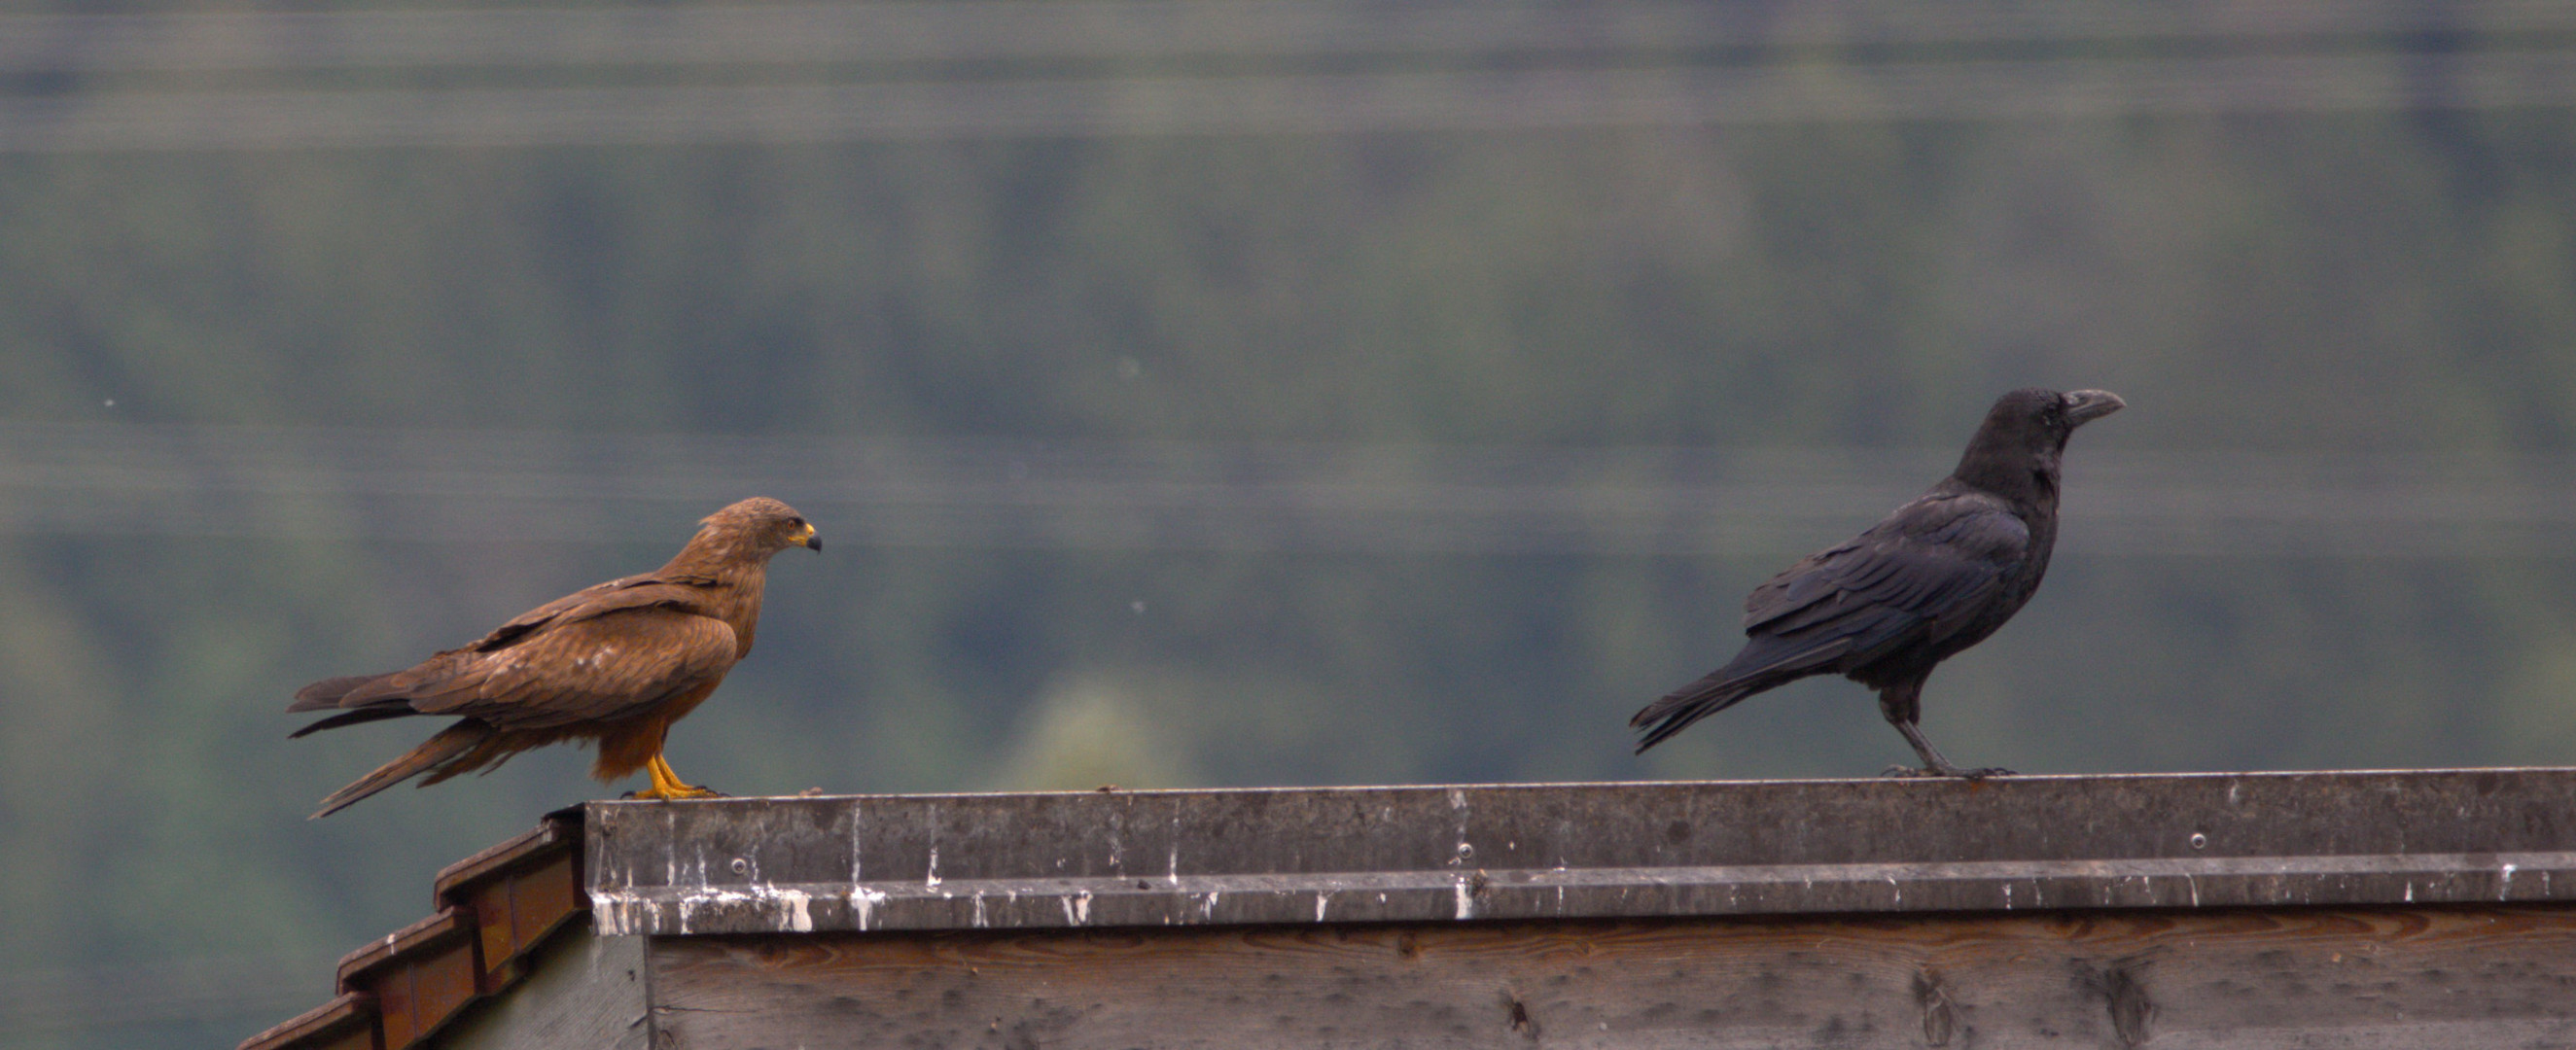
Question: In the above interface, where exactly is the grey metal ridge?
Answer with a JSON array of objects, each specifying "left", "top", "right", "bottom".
[{"left": 585, "top": 768, "right": 2576, "bottom": 937}]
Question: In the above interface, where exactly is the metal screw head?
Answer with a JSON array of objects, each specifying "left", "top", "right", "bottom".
[
  {"left": 2188, "top": 833, "right": 2207, "bottom": 851},
  {"left": 729, "top": 858, "right": 750, "bottom": 875},
  {"left": 1456, "top": 842, "right": 1476, "bottom": 860}
]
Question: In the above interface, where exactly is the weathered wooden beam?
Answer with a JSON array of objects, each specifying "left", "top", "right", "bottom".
[
  {"left": 647, "top": 907, "right": 2576, "bottom": 1049},
  {"left": 335, "top": 910, "right": 476, "bottom": 1050},
  {"left": 434, "top": 814, "right": 584, "bottom": 997},
  {"left": 243, "top": 811, "right": 585, "bottom": 1050},
  {"left": 251, "top": 770, "right": 2576, "bottom": 1048},
  {"left": 428, "top": 920, "right": 648, "bottom": 1050},
  {"left": 586, "top": 769, "right": 2576, "bottom": 936},
  {"left": 235, "top": 993, "right": 379, "bottom": 1050}
]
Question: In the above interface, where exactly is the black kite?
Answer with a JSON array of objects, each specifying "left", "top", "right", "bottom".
[{"left": 291, "top": 497, "right": 821, "bottom": 817}]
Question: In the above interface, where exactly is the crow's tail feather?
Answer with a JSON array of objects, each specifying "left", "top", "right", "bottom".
[
  {"left": 1633, "top": 633, "right": 1853, "bottom": 753},
  {"left": 1628, "top": 670, "right": 1772, "bottom": 753}
]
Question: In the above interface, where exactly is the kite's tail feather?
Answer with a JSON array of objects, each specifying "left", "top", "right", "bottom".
[
  {"left": 310, "top": 721, "right": 492, "bottom": 819},
  {"left": 290, "top": 705, "right": 417, "bottom": 738},
  {"left": 288, "top": 673, "right": 398, "bottom": 713}
]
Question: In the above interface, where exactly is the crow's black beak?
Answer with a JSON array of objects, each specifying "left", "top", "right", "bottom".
[{"left": 2063, "top": 389, "right": 2125, "bottom": 426}]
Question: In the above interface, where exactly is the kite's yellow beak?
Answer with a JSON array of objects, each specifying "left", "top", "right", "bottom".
[{"left": 793, "top": 521, "right": 822, "bottom": 551}]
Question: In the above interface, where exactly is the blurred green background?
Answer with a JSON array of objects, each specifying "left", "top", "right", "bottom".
[{"left": 7, "top": 0, "right": 2576, "bottom": 1044}]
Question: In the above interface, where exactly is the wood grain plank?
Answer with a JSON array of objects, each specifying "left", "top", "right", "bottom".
[{"left": 651, "top": 906, "right": 2576, "bottom": 1049}]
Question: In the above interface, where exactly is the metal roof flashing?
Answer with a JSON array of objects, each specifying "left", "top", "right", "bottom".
[
  {"left": 584, "top": 768, "right": 2576, "bottom": 938},
  {"left": 247, "top": 769, "right": 2576, "bottom": 1050}
]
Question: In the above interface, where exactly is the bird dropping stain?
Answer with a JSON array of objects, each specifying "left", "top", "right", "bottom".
[
  {"left": 1912, "top": 968, "right": 1957, "bottom": 1047},
  {"left": 2074, "top": 957, "right": 2156, "bottom": 1049},
  {"left": 1500, "top": 990, "right": 1540, "bottom": 1040}
]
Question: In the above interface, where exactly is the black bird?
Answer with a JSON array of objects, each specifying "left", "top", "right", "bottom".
[{"left": 1631, "top": 388, "right": 2125, "bottom": 777}]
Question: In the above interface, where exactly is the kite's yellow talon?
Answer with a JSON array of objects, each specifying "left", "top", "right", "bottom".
[{"left": 634, "top": 753, "right": 722, "bottom": 800}]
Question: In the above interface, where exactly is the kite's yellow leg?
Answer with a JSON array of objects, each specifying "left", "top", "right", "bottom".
[{"left": 633, "top": 753, "right": 722, "bottom": 800}]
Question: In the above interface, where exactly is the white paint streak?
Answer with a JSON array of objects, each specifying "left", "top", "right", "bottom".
[
  {"left": 851, "top": 887, "right": 887, "bottom": 930},
  {"left": 1454, "top": 878, "right": 1476, "bottom": 920},
  {"left": 778, "top": 889, "right": 815, "bottom": 932},
  {"left": 925, "top": 847, "right": 941, "bottom": 889}
]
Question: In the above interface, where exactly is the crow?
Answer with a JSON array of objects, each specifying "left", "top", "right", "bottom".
[{"left": 1631, "top": 388, "right": 2124, "bottom": 777}]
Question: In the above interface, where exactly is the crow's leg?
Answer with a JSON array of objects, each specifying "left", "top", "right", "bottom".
[{"left": 1877, "top": 681, "right": 2010, "bottom": 779}]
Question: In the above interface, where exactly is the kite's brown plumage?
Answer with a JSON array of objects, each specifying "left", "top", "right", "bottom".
[{"left": 291, "top": 497, "right": 820, "bottom": 818}]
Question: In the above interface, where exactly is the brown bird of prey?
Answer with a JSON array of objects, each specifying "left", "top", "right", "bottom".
[
  {"left": 1631, "top": 389, "right": 2123, "bottom": 777},
  {"left": 290, "top": 497, "right": 821, "bottom": 818}
]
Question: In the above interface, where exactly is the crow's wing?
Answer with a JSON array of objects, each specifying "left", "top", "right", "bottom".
[
  {"left": 1631, "top": 493, "right": 2029, "bottom": 749},
  {"left": 1728, "top": 492, "right": 2030, "bottom": 677}
]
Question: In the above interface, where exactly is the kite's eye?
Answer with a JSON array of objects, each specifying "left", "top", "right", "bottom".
[{"left": 787, "top": 516, "right": 806, "bottom": 528}]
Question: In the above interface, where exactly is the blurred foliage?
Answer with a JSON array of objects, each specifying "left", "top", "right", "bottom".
[{"left": 2, "top": 31, "right": 2576, "bottom": 1049}]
